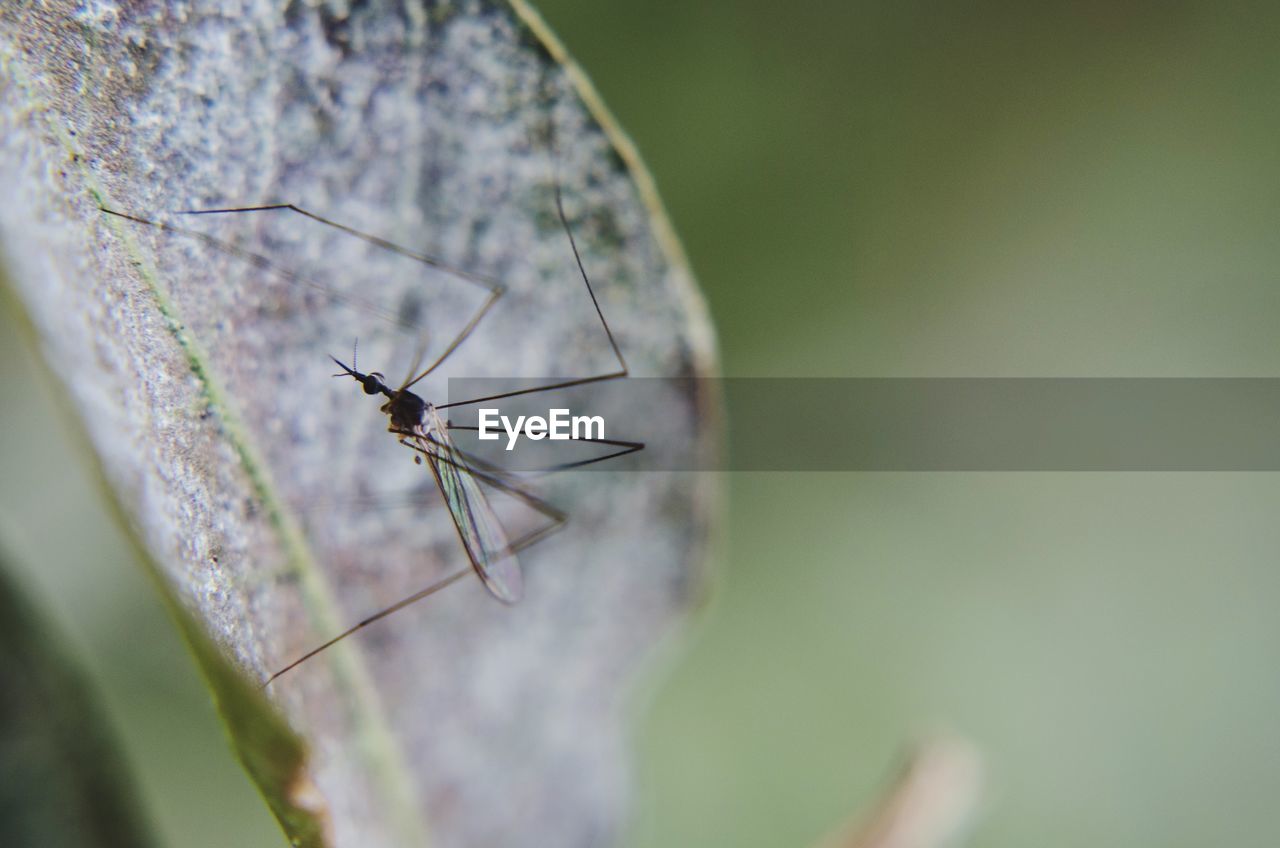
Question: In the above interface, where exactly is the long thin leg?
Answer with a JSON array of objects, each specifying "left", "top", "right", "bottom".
[
  {"left": 166, "top": 203, "right": 508, "bottom": 392},
  {"left": 173, "top": 203, "right": 502, "bottom": 292},
  {"left": 429, "top": 185, "right": 629, "bottom": 403},
  {"left": 99, "top": 206, "right": 416, "bottom": 331},
  {"left": 103, "top": 198, "right": 632, "bottom": 415},
  {"left": 103, "top": 202, "right": 509, "bottom": 393},
  {"left": 264, "top": 435, "right": 576, "bottom": 686},
  {"left": 266, "top": 434, "right": 572, "bottom": 684},
  {"left": 396, "top": 286, "right": 503, "bottom": 391},
  {"left": 444, "top": 424, "right": 645, "bottom": 473},
  {"left": 263, "top": 567, "right": 471, "bottom": 687}
]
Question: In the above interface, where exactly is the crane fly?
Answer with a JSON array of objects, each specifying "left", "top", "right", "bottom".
[
  {"left": 330, "top": 350, "right": 526, "bottom": 603},
  {"left": 100, "top": 185, "right": 644, "bottom": 686}
]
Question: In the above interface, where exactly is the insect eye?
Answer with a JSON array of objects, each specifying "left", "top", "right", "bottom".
[{"left": 363, "top": 372, "right": 385, "bottom": 394}]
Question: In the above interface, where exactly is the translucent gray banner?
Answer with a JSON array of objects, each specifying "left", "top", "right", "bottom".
[{"left": 445, "top": 378, "right": 1280, "bottom": 471}]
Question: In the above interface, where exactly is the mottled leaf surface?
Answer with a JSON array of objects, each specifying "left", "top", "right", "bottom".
[{"left": 0, "top": 2, "right": 720, "bottom": 846}]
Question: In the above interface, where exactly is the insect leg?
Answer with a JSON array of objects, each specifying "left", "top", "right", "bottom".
[
  {"left": 444, "top": 425, "right": 645, "bottom": 473},
  {"left": 173, "top": 203, "right": 500, "bottom": 291},
  {"left": 98, "top": 206, "right": 416, "bottom": 330},
  {"left": 430, "top": 185, "right": 630, "bottom": 404},
  {"left": 263, "top": 567, "right": 470, "bottom": 687},
  {"left": 169, "top": 203, "right": 508, "bottom": 388}
]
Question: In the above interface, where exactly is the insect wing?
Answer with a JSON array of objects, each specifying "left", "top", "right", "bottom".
[{"left": 418, "top": 429, "right": 524, "bottom": 604}]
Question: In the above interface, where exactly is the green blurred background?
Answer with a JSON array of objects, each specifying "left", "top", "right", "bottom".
[{"left": 4, "top": 1, "right": 1280, "bottom": 845}]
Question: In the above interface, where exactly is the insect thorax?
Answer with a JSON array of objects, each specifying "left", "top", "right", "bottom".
[{"left": 383, "top": 389, "right": 429, "bottom": 433}]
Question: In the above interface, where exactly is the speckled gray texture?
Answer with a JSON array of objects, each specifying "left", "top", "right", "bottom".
[{"left": 0, "top": 2, "right": 720, "bottom": 846}]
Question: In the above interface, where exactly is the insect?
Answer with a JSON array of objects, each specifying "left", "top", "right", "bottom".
[{"left": 100, "top": 185, "right": 644, "bottom": 685}]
